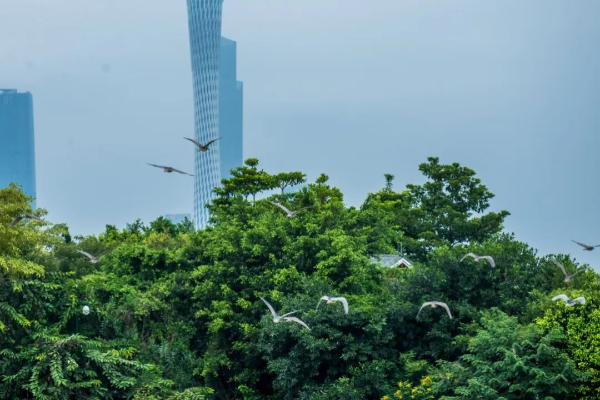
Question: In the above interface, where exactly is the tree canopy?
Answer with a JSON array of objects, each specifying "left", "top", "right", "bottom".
[{"left": 0, "top": 158, "right": 596, "bottom": 400}]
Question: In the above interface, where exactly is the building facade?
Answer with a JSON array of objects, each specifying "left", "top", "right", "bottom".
[
  {"left": 164, "top": 214, "right": 192, "bottom": 224},
  {"left": 0, "top": 89, "right": 37, "bottom": 208},
  {"left": 187, "top": 0, "right": 224, "bottom": 229},
  {"left": 219, "top": 37, "right": 243, "bottom": 180}
]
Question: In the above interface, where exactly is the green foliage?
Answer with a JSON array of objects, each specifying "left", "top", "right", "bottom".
[
  {"left": 360, "top": 158, "right": 510, "bottom": 260},
  {"left": 431, "top": 309, "right": 581, "bottom": 399},
  {"left": 272, "top": 172, "right": 307, "bottom": 194},
  {"left": 0, "top": 156, "right": 596, "bottom": 400},
  {"left": 537, "top": 288, "right": 600, "bottom": 399}
]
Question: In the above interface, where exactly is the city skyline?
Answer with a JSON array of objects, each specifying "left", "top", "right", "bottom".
[
  {"left": 219, "top": 37, "right": 244, "bottom": 180},
  {"left": 0, "top": 89, "right": 37, "bottom": 208},
  {"left": 187, "top": 0, "right": 224, "bottom": 229},
  {"left": 0, "top": 1, "right": 598, "bottom": 268}
]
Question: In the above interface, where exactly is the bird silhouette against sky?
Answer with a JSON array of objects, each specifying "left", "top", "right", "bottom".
[
  {"left": 147, "top": 163, "right": 193, "bottom": 176},
  {"left": 572, "top": 240, "right": 600, "bottom": 251},
  {"left": 184, "top": 137, "right": 221, "bottom": 152}
]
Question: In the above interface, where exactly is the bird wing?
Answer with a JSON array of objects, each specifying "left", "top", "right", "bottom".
[
  {"left": 552, "top": 294, "right": 569, "bottom": 302},
  {"left": 9, "top": 216, "right": 23, "bottom": 227},
  {"left": 77, "top": 250, "right": 95, "bottom": 260},
  {"left": 170, "top": 168, "right": 193, "bottom": 176},
  {"left": 97, "top": 248, "right": 113, "bottom": 257},
  {"left": 148, "top": 163, "right": 166, "bottom": 169},
  {"left": 433, "top": 302, "right": 453, "bottom": 319},
  {"left": 298, "top": 205, "right": 314, "bottom": 212},
  {"left": 417, "top": 302, "right": 433, "bottom": 318},
  {"left": 570, "top": 269, "right": 585, "bottom": 279},
  {"left": 331, "top": 297, "right": 349, "bottom": 314},
  {"left": 205, "top": 137, "right": 222, "bottom": 147},
  {"left": 573, "top": 297, "right": 586, "bottom": 305},
  {"left": 283, "top": 316, "right": 311, "bottom": 330},
  {"left": 280, "top": 310, "right": 297, "bottom": 318},
  {"left": 316, "top": 296, "right": 328, "bottom": 310},
  {"left": 551, "top": 258, "right": 568, "bottom": 277},
  {"left": 259, "top": 297, "right": 278, "bottom": 318},
  {"left": 572, "top": 240, "right": 589, "bottom": 248},
  {"left": 269, "top": 201, "right": 292, "bottom": 214},
  {"left": 184, "top": 137, "right": 203, "bottom": 147},
  {"left": 481, "top": 256, "right": 495, "bottom": 268},
  {"left": 460, "top": 253, "right": 477, "bottom": 262}
]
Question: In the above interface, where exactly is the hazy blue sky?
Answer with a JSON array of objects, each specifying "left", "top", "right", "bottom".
[{"left": 1, "top": 0, "right": 599, "bottom": 267}]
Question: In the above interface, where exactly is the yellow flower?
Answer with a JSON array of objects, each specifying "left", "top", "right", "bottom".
[
  {"left": 420, "top": 376, "right": 433, "bottom": 386},
  {"left": 381, "top": 396, "right": 389, "bottom": 400}
]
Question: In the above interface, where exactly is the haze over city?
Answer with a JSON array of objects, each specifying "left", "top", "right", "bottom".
[{"left": 1, "top": 0, "right": 599, "bottom": 267}]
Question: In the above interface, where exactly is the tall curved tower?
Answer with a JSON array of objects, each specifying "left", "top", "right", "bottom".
[{"left": 186, "top": 0, "right": 224, "bottom": 228}]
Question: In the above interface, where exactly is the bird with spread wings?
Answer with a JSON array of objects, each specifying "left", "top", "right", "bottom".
[
  {"left": 148, "top": 163, "right": 193, "bottom": 176},
  {"left": 259, "top": 297, "right": 310, "bottom": 330},
  {"left": 184, "top": 137, "right": 221, "bottom": 152}
]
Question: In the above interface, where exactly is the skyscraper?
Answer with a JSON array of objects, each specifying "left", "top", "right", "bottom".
[
  {"left": 187, "top": 0, "right": 224, "bottom": 229},
  {"left": 164, "top": 214, "right": 192, "bottom": 224},
  {"left": 219, "top": 37, "right": 243, "bottom": 180},
  {"left": 0, "top": 89, "right": 37, "bottom": 208}
]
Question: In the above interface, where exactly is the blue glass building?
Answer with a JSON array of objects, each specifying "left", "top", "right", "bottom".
[
  {"left": 187, "top": 0, "right": 224, "bottom": 229},
  {"left": 219, "top": 37, "right": 243, "bottom": 180},
  {"left": 164, "top": 214, "right": 192, "bottom": 224},
  {"left": 0, "top": 89, "right": 37, "bottom": 208}
]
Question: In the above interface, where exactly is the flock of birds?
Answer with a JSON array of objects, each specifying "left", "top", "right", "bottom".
[
  {"left": 7, "top": 201, "right": 598, "bottom": 326},
  {"left": 259, "top": 296, "right": 349, "bottom": 330},
  {"left": 147, "top": 136, "right": 222, "bottom": 176},
  {"left": 257, "top": 246, "right": 595, "bottom": 329}
]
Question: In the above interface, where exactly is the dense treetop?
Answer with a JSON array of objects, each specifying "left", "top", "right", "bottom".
[{"left": 1, "top": 158, "right": 598, "bottom": 400}]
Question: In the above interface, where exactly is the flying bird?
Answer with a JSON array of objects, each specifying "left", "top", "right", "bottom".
[
  {"left": 572, "top": 240, "right": 600, "bottom": 251},
  {"left": 77, "top": 250, "right": 111, "bottom": 264},
  {"left": 417, "top": 301, "right": 453, "bottom": 319},
  {"left": 551, "top": 258, "right": 585, "bottom": 283},
  {"left": 269, "top": 201, "right": 313, "bottom": 218},
  {"left": 259, "top": 297, "right": 310, "bottom": 330},
  {"left": 460, "top": 253, "right": 495, "bottom": 268},
  {"left": 184, "top": 137, "right": 221, "bottom": 152},
  {"left": 316, "top": 296, "right": 349, "bottom": 314},
  {"left": 552, "top": 294, "right": 586, "bottom": 306},
  {"left": 9, "top": 213, "right": 41, "bottom": 227},
  {"left": 147, "top": 163, "right": 193, "bottom": 176}
]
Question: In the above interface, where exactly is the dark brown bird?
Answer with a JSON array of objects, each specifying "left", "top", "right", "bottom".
[
  {"left": 9, "top": 213, "right": 41, "bottom": 227},
  {"left": 572, "top": 240, "right": 600, "bottom": 251},
  {"left": 184, "top": 137, "right": 221, "bottom": 152},
  {"left": 148, "top": 163, "right": 193, "bottom": 176}
]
